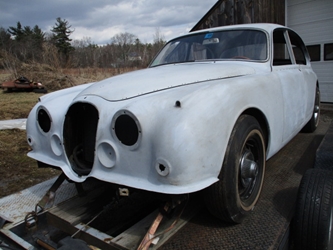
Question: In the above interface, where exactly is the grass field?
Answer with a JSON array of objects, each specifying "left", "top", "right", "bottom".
[
  {"left": 0, "top": 91, "right": 44, "bottom": 120},
  {"left": 0, "top": 129, "right": 60, "bottom": 198},
  {"left": 0, "top": 91, "right": 59, "bottom": 198}
]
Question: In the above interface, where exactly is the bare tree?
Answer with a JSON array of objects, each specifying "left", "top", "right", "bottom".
[
  {"left": 111, "top": 32, "right": 137, "bottom": 65},
  {"left": 152, "top": 27, "right": 166, "bottom": 56},
  {"left": 1, "top": 22, "right": 169, "bottom": 70}
]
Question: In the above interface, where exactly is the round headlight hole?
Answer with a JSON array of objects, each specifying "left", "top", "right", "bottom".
[
  {"left": 37, "top": 109, "right": 51, "bottom": 133},
  {"left": 114, "top": 114, "right": 139, "bottom": 146}
]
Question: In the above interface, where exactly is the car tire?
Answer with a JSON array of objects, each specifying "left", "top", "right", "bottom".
[
  {"left": 302, "top": 85, "right": 320, "bottom": 133},
  {"left": 293, "top": 168, "right": 333, "bottom": 250},
  {"left": 205, "top": 115, "right": 266, "bottom": 223}
]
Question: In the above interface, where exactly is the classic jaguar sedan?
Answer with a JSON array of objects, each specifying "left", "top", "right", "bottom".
[{"left": 26, "top": 23, "right": 320, "bottom": 223}]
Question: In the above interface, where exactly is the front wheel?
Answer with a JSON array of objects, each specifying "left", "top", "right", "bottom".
[{"left": 205, "top": 115, "right": 266, "bottom": 223}]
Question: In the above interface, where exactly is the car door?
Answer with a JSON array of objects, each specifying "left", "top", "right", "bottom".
[
  {"left": 272, "top": 28, "right": 307, "bottom": 144},
  {"left": 288, "top": 29, "right": 316, "bottom": 122}
]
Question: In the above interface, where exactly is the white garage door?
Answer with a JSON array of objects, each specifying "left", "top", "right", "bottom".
[{"left": 287, "top": 0, "right": 333, "bottom": 102}]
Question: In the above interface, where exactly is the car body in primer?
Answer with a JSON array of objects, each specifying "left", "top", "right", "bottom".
[{"left": 26, "top": 23, "right": 319, "bottom": 223}]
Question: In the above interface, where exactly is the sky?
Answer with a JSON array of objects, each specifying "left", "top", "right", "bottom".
[{"left": 0, "top": 0, "right": 217, "bottom": 45}]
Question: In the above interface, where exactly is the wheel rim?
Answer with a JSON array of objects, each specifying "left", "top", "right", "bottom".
[
  {"left": 238, "top": 131, "right": 264, "bottom": 207},
  {"left": 313, "top": 87, "right": 320, "bottom": 126}
]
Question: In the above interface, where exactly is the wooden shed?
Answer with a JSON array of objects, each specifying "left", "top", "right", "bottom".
[
  {"left": 191, "top": 0, "right": 285, "bottom": 31},
  {"left": 192, "top": 0, "right": 333, "bottom": 103}
]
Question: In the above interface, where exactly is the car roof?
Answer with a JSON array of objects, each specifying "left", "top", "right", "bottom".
[{"left": 175, "top": 23, "right": 286, "bottom": 40}]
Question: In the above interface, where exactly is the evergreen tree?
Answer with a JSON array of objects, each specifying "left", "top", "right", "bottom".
[
  {"left": 8, "top": 22, "right": 45, "bottom": 45},
  {"left": 7, "top": 22, "right": 24, "bottom": 41},
  {"left": 0, "top": 27, "right": 11, "bottom": 50},
  {"left": 31, "top": 25, "right": 45, "bottom": 49},
  {"left": 51, "top": 17, "right": 74, "bottom": 64},
  {"left": 6, "top": 22, "right": 45, "bottom": 61}
]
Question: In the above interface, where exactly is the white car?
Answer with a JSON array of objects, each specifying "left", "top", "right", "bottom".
[{"left": 26, "top": 23, "right": 319, "bottom": 223}]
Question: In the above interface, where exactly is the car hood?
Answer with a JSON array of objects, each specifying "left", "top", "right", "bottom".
[{"left": 78, "top": 62, "right": 256, "bottom": 101}]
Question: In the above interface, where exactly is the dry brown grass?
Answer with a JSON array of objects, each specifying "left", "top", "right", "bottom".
[
  {"left": 0, "top": 129, "right": 60, "bottom": 198},
  {"left": 2, "top": 64, "right": 140, "bottom": 92},
  {"left": 0, "top": 92, "right": 44, "bottom": 120},
  {"left": 0, "top": 66, "right": 139, "bottom": 120}
]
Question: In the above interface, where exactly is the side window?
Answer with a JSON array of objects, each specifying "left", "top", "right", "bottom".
[
  {"left": 273, "top": 29, "right": 292, "bottom": 66},
  {"left": 324, "top": 43, "right": 333, "bottom": 61},
  {"left": 288, "top": 30, "right": 307, "bottom": 65},
  {"left": 306, "top": 45, "right": 321, "bottom": 61}
]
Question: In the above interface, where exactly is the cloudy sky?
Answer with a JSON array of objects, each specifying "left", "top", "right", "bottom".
[{"left": 0, "top": 0, "right": 217, "bottom": 44}]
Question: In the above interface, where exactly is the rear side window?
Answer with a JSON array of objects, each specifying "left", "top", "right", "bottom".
[
  {"left": 288, "top": 30, "right": 307, "bottom": 65},
  {"left": 273, "top": 29, "right": 292, "bottom": 66}
]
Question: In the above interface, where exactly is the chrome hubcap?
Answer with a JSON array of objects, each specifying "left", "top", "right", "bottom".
[
  {"left": 313, "top": 88, "right": 320, "bottom": 125},
  {"left": 239, "top": 149, "right": 259, "bottom": 200}
]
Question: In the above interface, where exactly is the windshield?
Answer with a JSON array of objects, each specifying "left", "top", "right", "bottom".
[{"left": 150, "top": 29, "right": 267, "bottom": 67}]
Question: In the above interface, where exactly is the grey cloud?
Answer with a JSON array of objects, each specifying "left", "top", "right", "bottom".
[{"left": 0, "top": 0, "right": 217, "bottom": 44}]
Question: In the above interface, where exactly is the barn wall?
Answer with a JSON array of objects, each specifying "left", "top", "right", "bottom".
[{"left": 191, "top": 0, "right": 285, "bottom": 31}]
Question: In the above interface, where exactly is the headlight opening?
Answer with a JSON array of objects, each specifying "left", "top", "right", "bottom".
[
  {"left": 37, "top": 107, "right": 52, "bottom": 133},
  {"left": 112, "top": 110, "right": 141, "bottom": 148}
]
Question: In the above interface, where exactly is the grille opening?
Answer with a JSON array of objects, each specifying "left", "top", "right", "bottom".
[
  {"left": 37, "top": 109, "right": 51, "bottom": 133},
  {"left": 114, "top": 114, "right": 139, "bottom": 146},
  {"left": 64, "top": 103, "right": 99, "bottom": 176}
]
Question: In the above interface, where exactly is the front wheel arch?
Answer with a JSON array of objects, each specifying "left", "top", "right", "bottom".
[
  {"left": 205, "top": 114, "right": 266, "bottom": 223},
  {"left": 242, "top": 108, "right": 269, "bottom": 151}
]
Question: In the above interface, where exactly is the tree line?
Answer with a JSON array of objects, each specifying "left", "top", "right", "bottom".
[{"left": 0, "top": 17, "right": 166, "bottom": 70}]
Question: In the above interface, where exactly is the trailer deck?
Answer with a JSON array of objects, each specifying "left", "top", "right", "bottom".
[{"left": 1, "top": 105, "right": 332, "bottom": 250}]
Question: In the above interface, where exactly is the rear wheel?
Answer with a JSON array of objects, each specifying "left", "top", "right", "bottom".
[
  {"left": 293, "top": 168, "right": 333, "bottom": 250},
  {"left": 302, "top": 85, "right": 320, "bottom": 133},
  {"left": 205, "top": 115, "right": 266, "bottom": 223}
]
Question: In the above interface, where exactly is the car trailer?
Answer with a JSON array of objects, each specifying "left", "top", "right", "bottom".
[{"left": 0, "top": 105, "right": 332, "bottom": 250}]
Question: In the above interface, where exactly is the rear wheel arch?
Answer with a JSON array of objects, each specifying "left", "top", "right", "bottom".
[{"left": 302, "top": 82, "right": 320, "bottom": 133}]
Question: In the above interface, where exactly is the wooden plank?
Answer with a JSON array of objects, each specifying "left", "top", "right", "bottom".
[
  {"left": 48, "top": 184, "right": 110, "bottom": 225},
  {"left": 153, "top": 198, "right": 203, "bottom": 249},
  {"left": 47, "top": 212, "right": 125, "bottom": 250},
  {"left": 0, "top": 228, "right": 34, "bottom": 250},
  {"left": 112, "top": 196, "right": 203, "bottom": 249},
  {"left": 112, "top": 210, "right": 159, "bottom": 249}
]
